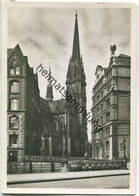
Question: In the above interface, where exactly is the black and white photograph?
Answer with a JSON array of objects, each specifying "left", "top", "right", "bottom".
[{"left": 0, "top": 1, "right": 137, "bottom": 195}]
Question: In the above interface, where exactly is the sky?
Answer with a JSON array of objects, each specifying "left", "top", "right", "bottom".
[{"left": 8, "top": 5, "right": 131, "bottom": 140}]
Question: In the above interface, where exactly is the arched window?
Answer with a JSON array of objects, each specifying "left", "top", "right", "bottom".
[
  {"left": 10, "top": 81, "right": 19, "bottom": 93},
  {"left": 15, "top": 66, "right": 20, "bottom": 75},
  {"left": 58, "top": 118, "right": 65, "bottom": 136},
  {"left": 106, "top": 141, "right": 110, "bottom": 151},
  {"left": 9, "top": 115, "right": 19, "bottom": 129},
  {"left": 10, "top": 66, "right": 14, "bottom": 75},
  {"left": 60, "top": 118, "right": 65, "bottom": 136},
  {"left": 11, "top": 99, "right": 19, "bottom": 110}
]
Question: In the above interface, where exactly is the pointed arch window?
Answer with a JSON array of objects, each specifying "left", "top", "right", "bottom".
[
  {"left": 106, "top": 141, "right": 110, "bottom": 151},
  {"left": 9, "top": 115, "right": 19, "bottom": 129},
  {"left": 10, "top": 81, "right": 19, "bottom": 93},
  {"left": 10, "top": 99, "right": 19, "bottom": 110},
  {"left": 58, "top": 118, "right": 65, "bottom": 136}
]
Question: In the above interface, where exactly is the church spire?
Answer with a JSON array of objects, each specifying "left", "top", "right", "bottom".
[
  {"left": 46, "top": 67, "right": 53, "bottom": 101},
  {"left": 72, "top": 11, "right": 80, "bottom": 61}
]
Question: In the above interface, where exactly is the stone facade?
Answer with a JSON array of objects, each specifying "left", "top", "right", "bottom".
[{"left": 91, "top": 45, "right": 130, "bottom": 160}]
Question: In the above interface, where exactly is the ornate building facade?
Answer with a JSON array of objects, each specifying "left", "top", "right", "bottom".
[
  {"left": 7, "top": 13, "right": 88, "bottom": 162},
  {"left": 91, "top": 45, "right": 130, "bottom": 160}
]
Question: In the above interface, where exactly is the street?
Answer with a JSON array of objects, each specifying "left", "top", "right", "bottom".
[{"left": 8, "top": 175, "right": 129, "bottom": 188}]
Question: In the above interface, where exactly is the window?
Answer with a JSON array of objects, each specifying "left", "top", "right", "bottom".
[
  {"left": 101, "top": 104, "right": 103, "bottom": 111},
  {"left": 112, "top": 68, "right": 116, "bottom": 76},
  {"left": 10, "top": 66, "right": 14, "bottom": 75},
  {"left": 106, "top": 98, "right": 110, "bottom": 108},
  {"left": 106, "top": 126, "right": 110, "bottom": 136},
  {"left": 97, "top": 95, "right": 99, "bottom": 102},
  {"left": 9, "top": 134, "right": 18, "bottom": 147},
  {"left": 10, "top": 81, "right": 19, "bottom": 93},
  {"left": 59, "top": 118, "right": 65, "bottom": 136},
  {"left": 10, "top": 99, "right": 19, "bottom": 110},
  {"left": 106, "top": 141, "right": 110, "bottom": 151},
  {"left": 9, "top": 116, "right": 19, "bottom": 129},
  {"left": 104, "top": 88, "right": 108, "bottom": 95},
  {"left": 15, "top": 66, "right": 20, "bottom": 75},
  {"left": 106, "top": 112, "right": 110, "bottom": 122},
  {"left": 8, "top": 151, "right": 18, "bottom": 162}
]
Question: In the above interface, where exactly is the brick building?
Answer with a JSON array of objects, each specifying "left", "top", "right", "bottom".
[
  {"left": 91, "top": 45, "right": 130, "bottom": 160},
  {"left": 7, "top": 44, "right": 42, "bottom": 162}
]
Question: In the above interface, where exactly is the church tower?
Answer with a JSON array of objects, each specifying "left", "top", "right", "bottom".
[{"left": 66, "top": 12, "right": 88, "bottom": 157}]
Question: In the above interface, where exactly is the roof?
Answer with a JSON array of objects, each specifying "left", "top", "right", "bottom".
[
  {"left": 51, "top": 99, "right": 66, "bottom": 114},
  {"left": 8, "top": 44, "right": 27, "bottom": 63},
  {"left": 8, "top": 49, "right": 14, "bottom": 59}
]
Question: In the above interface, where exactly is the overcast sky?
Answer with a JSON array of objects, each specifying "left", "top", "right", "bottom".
[{"left": 8, "top": 6, "right": 131, "bottom": 140}]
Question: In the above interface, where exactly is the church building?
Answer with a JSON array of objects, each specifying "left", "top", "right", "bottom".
[
  {"left": 41, "top": 12, "right": 88, "bottom": 157},
  {"left": 7, "top": 13, "right": 88, "bottom": 162}
]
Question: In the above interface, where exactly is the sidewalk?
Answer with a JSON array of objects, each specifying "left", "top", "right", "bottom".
[{"left": 7, "top": 170, "right": 130, "bottom": 185}]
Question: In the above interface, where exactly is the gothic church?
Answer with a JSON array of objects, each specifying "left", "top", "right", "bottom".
[{"left": 7, "top": 13, "right": 88, "bottom": 162}]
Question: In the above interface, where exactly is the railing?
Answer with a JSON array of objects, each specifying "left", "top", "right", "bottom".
[
  {"left": 7, "top": 157, "right": 128, "bottom": 174},
  {"left": 68, "top": 159, "right": 127, "bottom": 171},
  {"left": 24, "top": 155, "right": 85, "bottom": 163},
  {"left": 7, "top": 162, "right": 63, "bottom": 174}
]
